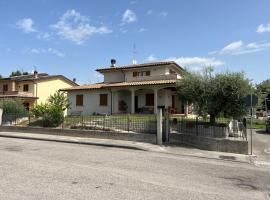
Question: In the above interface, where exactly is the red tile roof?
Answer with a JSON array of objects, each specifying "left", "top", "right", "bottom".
[
  {"left": 61, "top": 79, "right": 177, "bottom": 91},
  {"left": 96, "top": 61, "right": 184, "bottom": 73}
]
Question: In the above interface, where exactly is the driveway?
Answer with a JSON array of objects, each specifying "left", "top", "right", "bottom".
[{"left": 249, "top": 129, "right": 270, "bottom": 166}]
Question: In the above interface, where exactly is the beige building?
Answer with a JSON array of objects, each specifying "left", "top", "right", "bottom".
[
  {"left": 63, "top": 60, "right": 190, "bottom": 116},
  {"left": 0, "top": 71, "right": 78, "bottom": 110}
]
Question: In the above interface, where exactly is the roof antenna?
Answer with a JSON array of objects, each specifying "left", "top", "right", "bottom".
[{"left": 132, "top": 44, "right": 137, "bottom": 64}]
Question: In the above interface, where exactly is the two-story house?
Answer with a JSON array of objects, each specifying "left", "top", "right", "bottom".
[
  {"left": 63, "top": 60, "right": 189, "bottom": 115},
  {"left": 0, "top": 71, "right": 78, "bottom": 110}
]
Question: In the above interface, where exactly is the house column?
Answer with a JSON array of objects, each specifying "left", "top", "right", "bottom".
[
  {"left": 11, "top": 81, "right": 16, "bottom": 91},
  {"left": 131, "top": 88, "right": 135, "bottom": 114},
  {"left": 113, "top": 91, "right": 118, "bottom": 114},
  {"left": 154, "top": 88, "right": 158, "bottom": 114},
  {"left": 185, "top": 101, "right": 189, "bottom": 116}
]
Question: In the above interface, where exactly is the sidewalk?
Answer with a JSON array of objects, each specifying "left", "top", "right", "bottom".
[{"left": 0, "top": 131, "right": 250, "bottom": 163}]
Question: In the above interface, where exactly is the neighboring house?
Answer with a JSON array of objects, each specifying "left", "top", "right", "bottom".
[
  {"left": 0, "top": 71, "right": 78, "bottom": 110},
  {"left": 62, "top": 60, "right": 190, "bottom": 116}
]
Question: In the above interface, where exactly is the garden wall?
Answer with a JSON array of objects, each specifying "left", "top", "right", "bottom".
[{"left": 170, "top": 133, "right": 248, "bottom": 154}]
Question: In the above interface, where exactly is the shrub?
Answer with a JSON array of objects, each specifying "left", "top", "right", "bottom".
[
  {"left": 31, "top": 104, "right": 64, "bottom": 127},
  {"left": 0, "top": 100, "right": 27, "bottom": 114}
]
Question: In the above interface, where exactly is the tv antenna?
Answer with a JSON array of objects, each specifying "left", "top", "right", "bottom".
[{"left": 132, "top": 44, "right": 137, "bottom": 64}]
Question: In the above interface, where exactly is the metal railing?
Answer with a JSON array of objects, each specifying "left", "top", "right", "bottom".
[
  {"left": 63, "top": 114, "right": 157, "bottom": 134},
  {"left": 169, "top": 116, "right": 247, "bottom": 140}
]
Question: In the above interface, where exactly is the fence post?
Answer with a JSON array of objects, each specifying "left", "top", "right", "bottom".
[
  {"left": 0, "top": 108, "right": 3, "bottom": 126},
  {"left": 103, "top": 115, "right": 106, "bottom": 130},
  {"left": 127, "top": 114, "right": 130, "bottom": 132},
  {"left": 196, "top": 117, "right": 199, "bottom": 136},
  {"left": 157, "top": 108, "right": 163, "bottom": 145}
]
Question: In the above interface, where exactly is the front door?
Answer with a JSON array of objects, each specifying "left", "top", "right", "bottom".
[
  {"left": 172, "top": 95, "right": 175, "bottom": 108},
  {"left": 135, "top": 96, "right": 138, "bottom": 112}
]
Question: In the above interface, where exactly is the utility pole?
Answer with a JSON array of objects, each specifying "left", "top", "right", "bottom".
[{"left": 250, "top": 94, "right": 253, "bottom": 155}]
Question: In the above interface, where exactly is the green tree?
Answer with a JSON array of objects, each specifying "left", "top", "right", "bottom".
[
  {"left": 31, "top": 91, "right": 68, "bottom": 127},
  {"left": 0, "top": 100, "right": 27, "bottom": 114},
  {"left": 255, "top": 79, "right": 270, "bottom": 111},
  {"left": 47, "top": 91, "right": 70, "bottom": 111},
  {"left": 9, "top": 70, "right": 28, "bottom": 77},
  {"left": 177, "top": 68, "right": 251, "bottom": 124}
]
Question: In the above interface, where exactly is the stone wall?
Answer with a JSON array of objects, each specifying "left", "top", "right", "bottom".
[{"left": 0, "top": 126, "right": 157, "bottom": 144}]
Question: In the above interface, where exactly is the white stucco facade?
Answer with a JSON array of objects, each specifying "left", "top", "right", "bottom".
[{"left": 65, "top": 61, "right": 188, "bottom": 116}]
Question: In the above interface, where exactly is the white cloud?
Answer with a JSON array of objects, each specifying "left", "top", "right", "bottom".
[
  {"left": 215, "top": 40, "right": 270, "bottom": 55},
  {"left": 37, "top": 32, "right": 52, "bottom": 40},
  {"left": 138, "top": 28, "right": 147, "bottom": 32},
  {"left": 166, "top": 57, "right": 224, "bottom": 69},
  {"left": 121, "top": 9, "right": 137, "bottom": 24},
  {"left": 147, "top": 10, "right": 153, "bottom": 15},
  {"left": 147, "top": 54, "right": 157, "bottom": 62},
  {"left": 27, "top": 48, "right": 65, "bottom": 57},
  {"left": 16, "top": 18, "right": 37, "bottom": 33},
  {"left": 51, "top": 9, "right": 112, "bottom": 45},
  {"left": 257, "top": 22, "right": 270, "bottom": 33},
  {"left": 160, "top": 11, "right": 168, "bottom": 17}
]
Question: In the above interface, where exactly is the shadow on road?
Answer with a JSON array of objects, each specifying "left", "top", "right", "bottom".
[{"left": 255, "top": 130, "right": 269, "bottom": 135}]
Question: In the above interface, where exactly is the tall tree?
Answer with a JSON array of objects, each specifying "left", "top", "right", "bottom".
[
  {"left": 255, "top": 79, "right": 270, "bottom": 111},
  {"left": 9, "top": 70, "right": 28, "bottom": 77},
  {"left": 177, "top": 68, "right": 251, "bottom": 124}
]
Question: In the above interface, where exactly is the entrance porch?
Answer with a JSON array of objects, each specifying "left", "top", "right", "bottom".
[{"left": 112, "top": 86, "right": 187, "bottom": 115}]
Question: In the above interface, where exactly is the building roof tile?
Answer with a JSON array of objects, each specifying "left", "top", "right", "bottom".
[{"left": 61, "top": 79, "right": 177, "bottom": 91}]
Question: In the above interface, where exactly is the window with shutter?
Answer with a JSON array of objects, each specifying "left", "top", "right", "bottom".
[
  {"left": 145, "top": 93, "right": 154, "bottom": 106},
  {"left": 23, "top": 84, "right": 29, "bottom": 92},
  {"left": 100, "top": 94, "right": 108, "bottom": 106},
  {"left": 3, "top": 84, "right": 8, "bottom": 92},
  {"left": 76, "top": 95, "right": 84, "bottom": 106}
]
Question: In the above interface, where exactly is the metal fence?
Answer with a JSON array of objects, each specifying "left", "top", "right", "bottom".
[
  {"left": 0, "top": 111, "right": 247, "bottom": 140},
  {"left": 1, "top": 112, "right": 29, "bottom": 125},
  {"left": 63, "top": 114, "right": 157, "bottom": 134},
  {"left": 169, "top": 115, "right": 247, "bottom": 140}
]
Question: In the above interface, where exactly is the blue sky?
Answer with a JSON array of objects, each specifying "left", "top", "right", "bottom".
[{"left": 0, "top": 0, "right": 270, "bottom": 84}]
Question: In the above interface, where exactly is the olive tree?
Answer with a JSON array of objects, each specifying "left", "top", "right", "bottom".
[{"left": 177, "top": 68, "right": 251, "bottom": 124}]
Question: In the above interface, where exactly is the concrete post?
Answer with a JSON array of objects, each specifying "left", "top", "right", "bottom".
[
  {"left": 131, "top": 89, "right": 135, "bottom": 114},
  {"left": 165, "top": 109, "right": 169, "bottom": 142},
  {"left": 0, "top": 108, "right": 3, "bottom": 126},
  {"left": 157, "top": 108, "right": 162, "bottom": 145},
  {"left": 154, "top": 88, "right": 158, "bottom": 114}
]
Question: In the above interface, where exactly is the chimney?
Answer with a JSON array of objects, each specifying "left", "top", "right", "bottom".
[
  {"left": 73, "top": 78, "right": 76, "bottom": 83},
  {"left": 33, "top": 70, "right": 38, "bottom": 78},
  {"left": 111, "top": 59, "right": 116, "bottom": 68}
]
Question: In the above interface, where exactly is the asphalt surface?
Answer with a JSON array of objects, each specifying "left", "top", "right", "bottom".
[
  {"left": 0, "top": 137, "right": 270, "bottom": 200},
  {"left": 250, "top": 129, "right": 270, "bottom": 166}
]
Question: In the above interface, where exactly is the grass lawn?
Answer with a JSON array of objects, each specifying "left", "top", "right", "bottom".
[
  {"left": 246, "top": 118, "right": 266, "bottom": 129},
  {"left": 64, "top": 114, "right": 157, "bottom": 125}
]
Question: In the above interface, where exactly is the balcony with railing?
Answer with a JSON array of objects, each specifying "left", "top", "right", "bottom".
[{"left": 0, "top": 90, "right": 35, "bottom": 98}]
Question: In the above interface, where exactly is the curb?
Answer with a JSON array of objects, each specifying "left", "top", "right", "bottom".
[
  {"left": 0, "top": 132, "right": 251, "bottom": 164},
  {"left": 0, "top": 134, "right": 148, "bottom": 152}
]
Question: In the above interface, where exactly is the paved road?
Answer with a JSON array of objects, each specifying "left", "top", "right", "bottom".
[
  {"left": 0, "top": 137, "right": 269, "bottom": 200},
  {"left": 249, "top": 130, "right": 270, "bottom": 166}
]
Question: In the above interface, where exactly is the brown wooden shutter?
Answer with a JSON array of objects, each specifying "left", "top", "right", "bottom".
[
  {"left": 133, "top": 72, "right": 137, "bottom": 77},
  {"left": 145, "top": 93, "right": 154, "bottom": 106},
  {"left": 100, "top": 94, "right": 108, "bottom": 106},
  {"left": 146, "top": 71, "right": 150, "bottom": 76},
  {"left": 76, "top": 95, "right": 83, "bottom": 106}
]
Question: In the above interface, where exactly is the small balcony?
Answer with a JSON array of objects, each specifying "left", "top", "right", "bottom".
[{"left": 0, "top": 91, "right": 34, "bottom": 97}]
